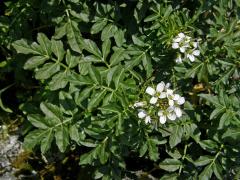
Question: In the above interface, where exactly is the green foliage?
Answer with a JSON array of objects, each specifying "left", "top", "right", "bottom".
[{"left": 0, "top": 0, "right": 240, "bottom": 179}]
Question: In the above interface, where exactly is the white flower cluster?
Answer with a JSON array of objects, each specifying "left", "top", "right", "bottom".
[
  {"left": 172, "top": 32, "right": 200, "bottom": 63},
  {"left": 133, "top": 81, "right": 185, "bottom": 125}
]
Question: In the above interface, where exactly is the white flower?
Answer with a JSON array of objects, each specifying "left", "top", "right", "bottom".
[
  {"left": 166, "top": 89, "right": 175, "bottom": 106},
  {"left": 158, "top": 107, "right": 177, "bottom": 124},
  {"left": 172, "top": 42, "right": 179, "bottom": 49},
  {"left": 145, "top": 116, "right": 151, "bottom": 124},
  {"left": 138, "top": 110, "right": 147, "bottom": 119},
  {"left": 145, "top": 82, "right": 169, "bottom": 104},
  {"left": 133, "top": 101, "right": 146, "bottom": 108},
  {"left": 174, "top": 106, "right": 182, "bottom": 117},
  {"left": 146, "top": 87, "right": 155, "bottom": 96},
  {"left": 172, "top": 33, "right": 191, "bottom": 53},
  {"left": 186, "top": 49, "right": 200, "bottom": 62},
  {"left": 173, "top": 33, "right": 185, "bottom": 43},
  {"left": 192, "top": 41, "right": 199, "bottom": 48},
  {"left": 138, "top": 110, "right": 151, "bottom": 124},
  {"left": 175, "top": 54, "right": 183, "bottom": 63},
  {"left": 173, "top": 94, "right": 185, "bottom": 105},
  {"left": 156, "top": 81, "right": 168, "bottom": 98}
]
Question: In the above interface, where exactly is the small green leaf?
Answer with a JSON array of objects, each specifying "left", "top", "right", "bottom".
[
  {"left": 199, "top": 140, "right": 218, "bottom": 152},
  {"left": 12, "top": 39, "right": 41, "bottom": 55},
  {"left": 88, "top": 89, "right": 107, "bottom": 110},
  {"left": 75, "top": 86, "right": 93, "bottom": 106},
  {"left": 67, "top": 20, "right": 83, "bottom": 53},
  {"left": 139, "top": 142, "right": 148, "bottom": 157},
  {"left": 213, "top": 160, "right": 223, "bottom": 180},
  {"left": 54, "top": 22, "right": 67, "bottom": 39},
  {"left": 113, "top": 66, "right": 125, "bottom": 89},
  {"left": 169, "top": 124, "right": 183, "bottom": 148},
  {"left": 66, "top": 50, "right": 79, "bottom": 68},
  {"left": 222, "top": 128, "right": 240, "bottom": 140},
  {"left": 109, "top": 48, "right": 125, "bottom": 66},
  {"left": 49, "top": 71, "right": 69, "bottom": 91},
  {"left": 28, "top": 114, "right": 48, "bottom": 129},
  {"left": 102, "top": 39, "right": 111, "bottom": 60},
  {"left": 35, "top": 62, "right": 60, "bottom": 80},
  {"left": 99, "top": 143, "right": 109, "bottom": 164},
  {"left": 24, "top": 56, "right": 49, "bottom": 70},
  {"left": 147, "top": 138, "right": 159, "bottom": 161},
  {"left": 83, "top": 39, "right": 102, "bottom": 58},
  {"left": 132, "top": 35, "right": 145, "bottom": 47},
  {"left": 199, "top": 94, "right": 221, "bottom": 107},
  {"left": 106, "top": 65, "right": 118, "bottom": 86},
  {"left": 114, "top": 29, "right": 125, "bottom": 47},
  {"left": 142, "top": 53, "right": 153, "bottom": 78},
  {"left": 37, "top": 33, "right": 52, "bottom": 56},
  {"left": 41, "top": 129, "right": 54, "bottom": 153},
  {"left": 101, "top": 23, "right": 118, "bottom": 41},
  {"left": 218, "top": 111, "right": 231, "bottom": 129},
  {"left": 89, "top": 65, "right": 101, "bottom": 84},
  {"left": 67, "top": 74, "right": 93, "bottom": 86},
  {"left": 69, "top": 124, "right": 84, "bottom": 144},
  {"left": 51, "top": 39, "right": 65, "bottom": 61},
  {"left": 40, "top": 102, "right": 62, "bottom": 122},
  {"left": 159, "top": 158, "right": 182, "bottom": 172},
  {"left": 194, "top": 156, "right": 213, "bottom": 166},
  {"left": 199, "top": 163, "right": 214, "bottom": 180},
  {"left": 0, "top": 84, "right": 14, "bottom": 113},
  {"left": 23, "top": 129, "right": 46, "bottom": 151},
  {"left": 55, "top": 125, "right": 69, "bottom": 152},
  {"left": 99, "top": 104, "right": 122, "bottom": 114},
  {"left": 210, "top": 107, "right": 226, "bottom": 120},
  {"left": 91, "top": 19, "right": 108, "bottom": 34}
]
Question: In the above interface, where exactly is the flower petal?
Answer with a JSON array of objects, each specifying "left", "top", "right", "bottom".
[
  {"left": 192, "top": 42, "right": 198, "bottom": 48},
  {"left": 187, "top": 54, "right": 195, "bottom": 62},
  {"left": 169, "top": 99, "right": 174, "bottom": 106},
  {"left": 177, "top": 97, "right": 185, "bottom": 105},
  {"left": 159, "top": 115, "right": 167, "bottom": 124},
  {"left": 166, "top": 89, "right": 173, "bottom": 95},
  {"left": 174, "top": 107, "right": 182, "bottom": 117},
  {"left": 180, "top": 47, "right": 186, "bottom": 53},
  {"left": 172, "top": 42, "right": 179, "bottom": 49},
  {"left": 175, "top": 56, "right": 182, "bottom": 63},
  {"left": 159, "top": 92, "right": 166, "bottom": 99},
  {"left": 178, "top": 33, "right": 185, "bottom": 38},
  {"left": 156, "top": 81, "right": 165, "bottom": 92},
  {"left": 167, "top": 112, "right": 176, "bottom": 121},
  {"left": 150, "top": 97, "right": 158, "bottom": 104},
  {"left": 158, "top": 110, "right": 164, "bottom": 116},
  {"left": 165, "top": 83, "right": 171, "bottom": 89},
  {"left": 138, "top": 110, "right": 147, "bottom": 119},
  {"left": 173, "top": 37, "right": 182, "bottom": 43},
  {"left": 193, "top": 50, "right": 200, "bottom": 56},
  {"left": 173, "top": 94, "right": 180, "bottom": 101},
  {"left": 145, "top": 116, "right": 151, "bottom": 124},
  {"left": 134, "top": 101, "right": 145, "bottom": 107},
  {"left": 146, "top": 87, "right": 156, "bottom": 96}
]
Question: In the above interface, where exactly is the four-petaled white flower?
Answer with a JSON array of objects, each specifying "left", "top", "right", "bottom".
[
  {"left": 172, "top": 32, "right": 200, "bottom": 63},
  {"left": 145, "top": 81, "right": 170, "bottom": 105},
  {"left": 133, "top": 101, "right": 146, "bottom": 108},
  {"left": 175, "top": 54, "right": 183, "bottom": 63},
  {"left": 172, "top": 33, "right": 191, "bottom": 53},
  {"left": 186, "top": 49, "right": 200, "bottom": 62},
  {"left": 138, "top": 109, "right": 151, "bottom": 124},
  {"left": 158, "top": 107, "right": 177, "bottom": 124}
]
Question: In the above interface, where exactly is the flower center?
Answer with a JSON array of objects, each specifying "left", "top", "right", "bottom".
[{"left": 158, "top": 98, "right": 169, "bottom": 110}]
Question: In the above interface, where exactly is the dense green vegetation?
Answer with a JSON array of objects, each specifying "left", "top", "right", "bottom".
[{"left": 0, "top": 0, "right": 240, "bottom": 179}]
